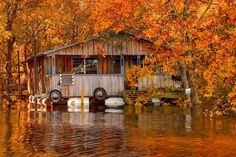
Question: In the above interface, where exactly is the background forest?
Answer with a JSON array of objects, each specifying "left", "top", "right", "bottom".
[{"left": 0, "top": 0, "right": 235, "bottom": 114}]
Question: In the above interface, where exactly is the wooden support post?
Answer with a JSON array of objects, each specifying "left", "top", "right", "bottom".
[
  {"left": 121, "top": 54, "right": 124, "bottom": 76},
  {"left": 52, "top": 55, "right": 56, "bottom": 75},
  {"left": 111, "top": 55, "right": 114, "bottom": 74},
  {"left": 81, "top": 89, "right": 84, "bottom": 112},
  {"left": 137, "top": 55, "right": 141, "bottom": 65},
  {"left": 83, "top": 58, "right": 86, "bottom": 74}
]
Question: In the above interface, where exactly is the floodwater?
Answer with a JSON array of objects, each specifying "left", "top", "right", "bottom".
[{"left": 0, "top": 102, "right": 236, "bottom": 157}]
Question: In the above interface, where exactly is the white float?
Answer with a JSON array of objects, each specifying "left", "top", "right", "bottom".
[
  {"left": 105, "top": 97, "right": 125, "bottom": 108},
  {"left": 67, "top": 98, "right": 89, "bottom": 112}
]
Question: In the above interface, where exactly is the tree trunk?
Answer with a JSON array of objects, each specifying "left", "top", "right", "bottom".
[
  {"left": 23, "top": 45, "right": 30, "bottom": 84},
  {"left": 186, "top": 49, "right": 199, "bottom": 107},
  {"left": 187, "top": 70, "right": 199, "bottom": 106},
  {"left": 181, "top": 0, "right": 199, "bottom": 106},
  {"left": 5, "top": 37, "right": 15, "bottom": 100},
  {"left": 5, "top": 3, "right": 17, "bottom": 102},
  {"left": 180, "top": 64, "right": 191, "bottom": 101}
]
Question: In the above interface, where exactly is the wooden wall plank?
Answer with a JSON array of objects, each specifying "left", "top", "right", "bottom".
[
  {"left": 49, "top": 38, "right": 148, "bottom": 56},
  {"left": 49, "top": 75, "right": 124, "bottom": 97},
  {"left": 138, "top": 75, "right": 175, "bottom": 90}
]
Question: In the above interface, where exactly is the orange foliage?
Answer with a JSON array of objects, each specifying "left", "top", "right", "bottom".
[
  {"left": 89, "top": 0, "right": 236, "bottom": 110},
  {"left": 0, "top": 0, "right": 235, "bottom": 111}
]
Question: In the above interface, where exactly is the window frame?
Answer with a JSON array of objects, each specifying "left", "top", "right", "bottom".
[{"left": 72, "top": 55, "right": 98, "bottom": 74}]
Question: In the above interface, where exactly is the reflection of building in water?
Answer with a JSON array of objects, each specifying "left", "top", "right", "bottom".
[
  {"left": 1, "top": 109, "right": 236, "bottom": 156},
  {"left": 21, "top": 111, "right": 125, "bottom": 156},
  {"left": 37, "top": 112, "right": 125, "bottom": 126}
]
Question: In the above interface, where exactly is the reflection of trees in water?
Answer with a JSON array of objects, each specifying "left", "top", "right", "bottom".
[
  {"left": 1, "top": 107, "right": 236, "bottom": 156},
  {"left": 124, "top": 107, "right": 191, "bottom": 134},
  {"left": 123, "top": 107, "right": 236, "bottom": 156},
  {"left": 2, "top": 106, "right": 13, "bottom": 156}
]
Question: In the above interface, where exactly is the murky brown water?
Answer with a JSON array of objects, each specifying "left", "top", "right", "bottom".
[{"left": 0, "top": 102, "right": 236, "bottom": 157}]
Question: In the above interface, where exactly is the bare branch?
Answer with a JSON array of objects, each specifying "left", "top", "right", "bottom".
[
  {"left": 197, "top": 0, "right": 218, "bottom": 5},
  {"left": 183, "top": 0, "right": 191, "bottom": 15},
  {"left": 198, "top": 0, "right": 214, "bottom": 21}
]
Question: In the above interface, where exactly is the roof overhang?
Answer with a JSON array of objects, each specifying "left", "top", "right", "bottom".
[{"left": 23, "top": 31, "right": 153, "bottom": 63}]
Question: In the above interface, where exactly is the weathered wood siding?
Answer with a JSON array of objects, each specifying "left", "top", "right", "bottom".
[
  {"left": 138, "top": 74, "right": 175, "bottom": 89},
  {"left": 27, "top": 63, "right": 33, "bottom": 94},
  {"left": 46, "top": 74, "right": 124, "bottom": 97},
  {"left": 26, "top": 33, "right": 154, "bottom": 96},
  {"left": 37, "top": 57, "right": 46, "bottom": 94},
  {"left": 53, "top": 39, "right": 150, "bottom": 56},
  {"left": 27, "top": 57, "right": 46, "bottom": 95}
]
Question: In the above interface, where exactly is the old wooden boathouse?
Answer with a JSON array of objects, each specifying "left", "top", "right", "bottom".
[{"left": 26, "top": 32, "right": 175, "bottom": 103}]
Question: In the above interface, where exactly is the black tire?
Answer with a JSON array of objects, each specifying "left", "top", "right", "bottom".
[
  {"left": 94, "top": 87, "right": 107, "bottom": 100},
  {"left": 49, "top": 90, "right": 62, "bottom": 103}
]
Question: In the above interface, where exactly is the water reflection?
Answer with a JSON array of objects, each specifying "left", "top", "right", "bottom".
[
  {"left": 22, "top": 111, "right": 125, "bottom": 156},
  {"left": 0, "top": 103, "right": 236, "bottom": 156}
]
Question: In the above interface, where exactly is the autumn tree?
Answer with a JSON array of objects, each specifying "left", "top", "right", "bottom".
[
  {"left": 0, "top": 0, "right": 94, "bottom": 101},
  {"left": 89, "top": 0, "right": 236, "bottom": 112},
  {"left": 0, "top": 0, "right": 234, "bottom": 113},
  {"left": 0, "top": 0, "right": 29, "bottom": 100}
]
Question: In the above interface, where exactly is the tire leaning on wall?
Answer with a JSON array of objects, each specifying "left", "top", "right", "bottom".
[
  {"left": 49, "top": 90, "right": 62, "bottom": 103},
  {"left": 94, "top": 87, "right": 107, "bottom": 101}
]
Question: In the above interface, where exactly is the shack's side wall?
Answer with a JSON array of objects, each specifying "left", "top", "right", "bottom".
[
  {"left": 47, "top": 74, "right": 125, "bottom": 97},
  {"left": 38, "top": 57, "right": 46, "bottom": 94},
  {"left": 55, "top": 38, "right": 150, "bottom": 56},
  {"left": 27, "top": 61, "right": 33, "bottom": 94},
  {"left": 27, "top": 57, "right": 46, "bottom": 95},
  {"left": 138, "top": 75, "right": 175, "bottom": 90}
]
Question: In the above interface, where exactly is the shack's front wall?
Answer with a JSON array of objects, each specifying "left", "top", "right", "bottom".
[
  {"left": 47, "top": 74, "right": 124, "bottom": 97},
  {"left": 27, "top": 34, "right": 177, "bottom": 97}
]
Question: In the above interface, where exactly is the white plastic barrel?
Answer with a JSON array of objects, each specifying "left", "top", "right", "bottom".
[{"left": 105, "top": 97, "right": 125, "bottom": 108}]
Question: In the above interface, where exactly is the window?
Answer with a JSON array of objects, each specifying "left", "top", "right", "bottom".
[
  {"left": 73, "top": 58, "right": 84, "bottom": 74},
  {"left": 72, "top": 56, "right": 98, "bottom": 74},
  {"left": 112, "top": 56, "right": 121, "bottom": 74},
  {"left": 140, "top": 55, "right": 145, "bottom": 67},
  {"left": 131, "top": 56, "right": 138, "bottom": 67},
  {"left": 56, "top": 56, "right": 65, "bottom": 73},
  {"left": 86, "top": 58, "right": 98, "bottom": 74},
  {"left": 56, "top": 56, "right": 72, "bottom": 74},
  {"left": 131, "top": 56, "right": 145, "bottom": 68},
  {"left": 45, "top": 57, "right": 52, "bottom": 75}
]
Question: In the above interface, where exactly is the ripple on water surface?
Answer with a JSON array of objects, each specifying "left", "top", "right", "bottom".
[{"left": 0, "top": 105, "right": 236, "bottom": 156}]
